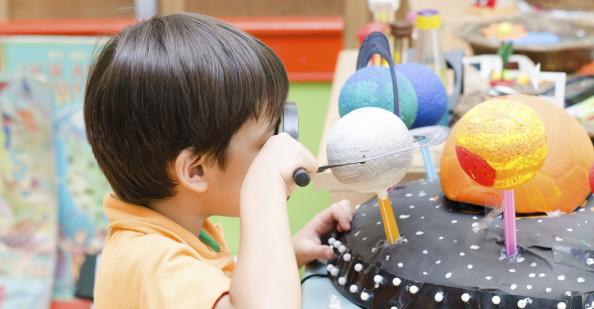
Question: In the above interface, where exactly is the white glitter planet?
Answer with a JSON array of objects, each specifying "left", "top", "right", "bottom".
[{"left": 326, "top": 107, "right": 413, "bottom": 193}]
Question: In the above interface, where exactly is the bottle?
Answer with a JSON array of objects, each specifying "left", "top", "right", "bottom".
[
  {"left": 414, "top": 9, "right": 447, "bottom": 84},
  {"left": 390, "top": 21, "right": 413, "bottom": 64}
]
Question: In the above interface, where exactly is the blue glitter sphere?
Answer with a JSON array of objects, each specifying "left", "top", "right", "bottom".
[
  {"left": 395, "top": 63, "right": 447, "bottom": 128},
  {"left": 338, "top": 66, "right": 418, "bottom": 128}
]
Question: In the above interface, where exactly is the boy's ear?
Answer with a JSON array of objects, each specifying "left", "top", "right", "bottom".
[{"left": 174, "top": 148, "right": 208, "bottom": 193}]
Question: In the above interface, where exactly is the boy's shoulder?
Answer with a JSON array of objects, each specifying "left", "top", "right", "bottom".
[
  {"left": 95, "top": 231, "right": 231, "bottom": 308},
  {"left": 102, "top": 229, "right": 226, "bottom": 274}
]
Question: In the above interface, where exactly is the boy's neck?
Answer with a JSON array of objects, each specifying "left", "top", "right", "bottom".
[{"left": 150, "top": 195, "right": 207, "bottom": 237}]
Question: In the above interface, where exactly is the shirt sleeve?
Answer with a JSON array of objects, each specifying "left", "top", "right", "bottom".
[{"left": 140, "top": 244, "right": 231, "bottom": 309}]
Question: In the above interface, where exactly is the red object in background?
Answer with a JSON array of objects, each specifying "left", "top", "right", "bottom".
[
  {"left": 578, "top": 61, "right": 594, "bottom": 75},
  {"left": 50, "top": 299, "right": 92, "bottom": 309},
  {"left": 0, "top": 17, "right": 344, "bottom": 82},
  {"left": 472, "top": 0, "right": 497, "bottom": 8},
  {"left": 489, "top": 79, "right": 515, "bottom": 87},
  {"left": 356, "top": 22, "right": 387, "bottom": 45},
  {"left": 589, "top": 162, "right": 594, "bottom": 193}
]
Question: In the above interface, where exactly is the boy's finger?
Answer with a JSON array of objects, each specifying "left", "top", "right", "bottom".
[
  {"left": 311, "top": 245, "right": 334, "bottom": 261},
  {"left": 332, "top": 200, "right": 353, "bottom": 231}
]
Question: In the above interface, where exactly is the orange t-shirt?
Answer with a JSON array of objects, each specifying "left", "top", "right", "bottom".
[{"left": 94, "top": 194, "right": 234, "bottom": 309}]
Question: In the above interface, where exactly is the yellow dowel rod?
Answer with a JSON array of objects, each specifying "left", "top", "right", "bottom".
[{"left": 377, "top": 191, "right": 400, "bottom": 245}]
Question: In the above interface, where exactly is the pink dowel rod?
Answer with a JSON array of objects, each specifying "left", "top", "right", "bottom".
[{"left": 503, "top": 189, "right": 518, "bottom": 257}]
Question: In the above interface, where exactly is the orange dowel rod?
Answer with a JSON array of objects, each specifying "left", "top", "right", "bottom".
[{"left": 377, "top": 193, "right": 400, "bottom": 244}]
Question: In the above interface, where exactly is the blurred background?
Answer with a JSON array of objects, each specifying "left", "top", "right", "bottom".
[{"left": 0, "top": 0, "right": 593, "bottom": 308}]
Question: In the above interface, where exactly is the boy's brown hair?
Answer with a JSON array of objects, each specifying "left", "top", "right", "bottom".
[{"left": 84, "top": 13, "right": 288, "bottom": 206}]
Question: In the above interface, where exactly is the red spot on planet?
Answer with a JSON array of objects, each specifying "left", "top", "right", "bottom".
[{"left": 455, "top": 145, "right": 496, "bottom": 187}]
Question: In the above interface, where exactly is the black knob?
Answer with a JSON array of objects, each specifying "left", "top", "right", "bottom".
[{"left": 293, "top": 168, "right": 310, "bottom": 187}]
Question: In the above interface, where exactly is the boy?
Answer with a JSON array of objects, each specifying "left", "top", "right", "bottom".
[{"left": 85, "top": 13, "right": 354, "bottom": 308}]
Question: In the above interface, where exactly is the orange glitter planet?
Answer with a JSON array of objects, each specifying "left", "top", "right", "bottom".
[
  {"left": 441, "top": 95, "right": 594, "bottom": 213},
  {"left": 455, "top": 99, "right": 548, "bottom": 189}
]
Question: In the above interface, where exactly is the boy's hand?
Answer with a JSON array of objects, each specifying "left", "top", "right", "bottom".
[
  {"left": 292, "top": 200, "right": 354, "bottom": 267},
  {"left": 242, "top": 133, "right": 318, "bottom": 199}
]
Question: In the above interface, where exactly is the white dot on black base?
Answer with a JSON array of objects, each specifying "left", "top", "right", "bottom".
[
  {"left": 392, "top": 277, "right": 401, "bottom": 286},
  {"left": 517, "top": 299, "right": 528, "bottom": 308},
  {"left": 409, "top": 285, "right": 419, "bottom": 294},
  {"left": 343, "top": 253, "right": 351, "bottom": 262},
  {"left": 328, "top": 237, "right": 336, "bottom": 245},
  {"left": 354, "top": 263, "right": 363, "bottom": 272},
  {"left": 338, "top": 277, "right": 346, "bottom": 286},
  {"left": 338, "top": 245, "right": 346, "bottom": 253},
  {"left": 557, "top": 302, "right": 567, "bottom": 309},
  {"left": 461, "top": 293, "right": 470, "bottom": 303},
  {"left": 349, "top": 285, "right": 358, "bottom": 293},
  {"left": 492, "top": 295, "right": 501, "bottom": 305},
  {"left": 326, "top": 264, "right": 334, "bottom": 272},
  {"left": 434, "top": 292, "right": 444, "bottom": 302},
  {"left": 373, "top": 275, "right": 383, "bottom": 284},
  {"left": 333, "top": 241, "right": 341, "bottom": 248},
  {"left": 360, "top": 292, "right": 370, "bottom": 301},
  {"left": 330, "top": 267, "right": 339, "bottom": 276}
]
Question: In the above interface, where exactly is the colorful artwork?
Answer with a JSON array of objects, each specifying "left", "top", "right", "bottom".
[
  {"left": 0, "top": 76, "right": 57, "bottom": 308},
  {"left": 442, "top": 95, "right": 594, "bottom": 213},
  {"left": 454, "top": 99, "right": 547, "bottom": 189},
  {"left": 0, "top": 36, "right": 112, "bottom": 299}
]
